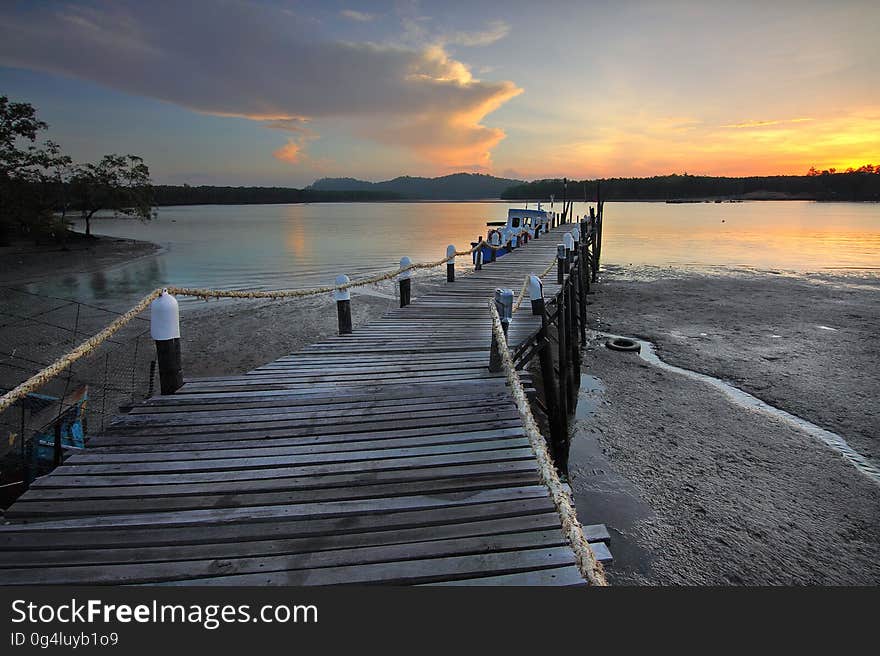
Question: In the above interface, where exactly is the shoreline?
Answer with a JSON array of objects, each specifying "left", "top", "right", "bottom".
[
  {"left": 569, "top": 264, "right": 880, "bottom": 584},
  {"left": 0, "top": 232, "right": 161, "bottom": 287}
]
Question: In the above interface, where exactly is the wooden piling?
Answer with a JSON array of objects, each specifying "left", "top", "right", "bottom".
[
  {"left": 446, "top": 245, "right": 456, "bottom": 282},
  {"left": 334, "top": 274, "right": 353, "bottom": 335},
  {"left": 538, "top": 310, "right": 565, "bottom": 468},
  {"left": 155, "top": 338, "right": 183, "bottom": 395},
  {"left": 399, "top": 256, "right": 412, "bottom": 307}
]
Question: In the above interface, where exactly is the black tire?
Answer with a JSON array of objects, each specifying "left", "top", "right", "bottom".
[{"left": 606, "top": 337, "right": 641, "bottom": 353}]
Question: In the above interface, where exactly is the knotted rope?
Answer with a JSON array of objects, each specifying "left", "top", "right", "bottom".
[
  {"left": 512, "top": 255, "right": 560, "bottom": 314},
  {"left": 488, "top": 300, "right": 608, "bottom": 586}
]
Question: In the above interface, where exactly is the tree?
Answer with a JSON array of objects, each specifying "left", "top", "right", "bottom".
[
  {"left": 70, "top": 154, "right": 153, "bottom": 237},
  {"left": 0, "top": 96, "right": 57, "bottom": 245}
]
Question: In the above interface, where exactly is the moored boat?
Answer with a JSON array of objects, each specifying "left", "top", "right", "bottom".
[{"left": 472, "top": 207, "right": 552, "bottom": 264}]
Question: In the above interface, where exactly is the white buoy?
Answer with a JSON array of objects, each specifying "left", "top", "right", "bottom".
[
  {"left": 398, "top": 256, "right": 413, "bottom": 280},
  {"left": 150, "top": 289, "right": 180, "bottom": 341},
  {"left": 334, "top": 274, "right": 351, "bottom": 302}
]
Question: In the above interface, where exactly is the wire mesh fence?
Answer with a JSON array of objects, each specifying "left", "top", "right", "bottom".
[{"left": 0, "top": 286, "right": 157, "bottom": 505}]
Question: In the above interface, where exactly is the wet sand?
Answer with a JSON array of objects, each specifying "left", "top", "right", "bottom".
[
  {"left": 0, "top": 233, "right": 160, "bottom": 285},
  {"left": 570, "top": 266, "right": 880, "bottom": 585}
]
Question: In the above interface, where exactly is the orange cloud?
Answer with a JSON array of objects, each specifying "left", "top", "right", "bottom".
[
  {"left": 720, "top": 117, "right": 814, "bottom": 129},
  {"left": 273, "top": 140, "right": 304, "bottom": 164}
]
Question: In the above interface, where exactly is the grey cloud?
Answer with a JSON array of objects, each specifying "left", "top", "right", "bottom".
[{"left": 0, "top": 1, "right": 521, "bottom": 166}]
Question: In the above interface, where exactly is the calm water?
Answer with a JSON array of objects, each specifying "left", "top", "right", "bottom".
[{"left": 22, "top": 200, "right": 880, "bottom": 307}]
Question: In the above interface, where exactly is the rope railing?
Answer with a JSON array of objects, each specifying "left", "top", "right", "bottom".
[
  {"left": 0, "top": 228, "right": 544, "bottom": 414},
  {"left": 512, "top": 255, "right": 559, "bottom": 314},
  {"left": 488, "top": 299, "right": 608, "bottom": 586}
]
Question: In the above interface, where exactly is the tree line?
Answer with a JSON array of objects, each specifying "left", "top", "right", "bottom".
[
  {"left": 1, "top": 96, "right": 153, "bottom": 246},
  {"left": 500, "top": 171, "right": 880, "bottom": 202},
  {"left": 152, "top": 185, "right": 401, "bottom": 205}
]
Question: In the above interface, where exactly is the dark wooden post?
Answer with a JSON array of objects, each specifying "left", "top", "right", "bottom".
[
  {"left": 562, "top": 177, "right": 568, "bottom": 223},
  {"left": 578, "top": 232, "right": 588, "bottom": 341},
  {"left": 53, "top": 421, "right": 62, "bottom": 466},
  {"left": 489, "top": 288, "right": 514, "bottom": 372},
  {"left": 557, "top": 244, "right": 566, "bottom": 284},
  {"left": 595, "top": 182, "right": 604, "bottom": 279},
  {"left": 334, "top": 274, "right": 352, "bottom": 335},
  {"left": 475, "top": 237, "right": 483, "bottom": 270},
  {"left": 589, "top": 206, "right": 599, "bottom": 283},
  {"left": 446, "top": 245, "right": 456, "bottom": 282},
  {"left": 566, "top": 275, "right": 578, "bottom": 409},
  {"left": 150, "top": 289, "right": 183, "bottom": 395},
  {"left": 556, "top": 283, "right": 569, "bottom": 423},
  {"left": 399, "top": 256, "right": 412, "bottom": 307},
  {"left": 538, "top": 309, "right": 566, "bottom": 470}
]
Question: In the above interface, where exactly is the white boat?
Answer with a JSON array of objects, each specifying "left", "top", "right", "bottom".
[{"left": 473, "top": 207, "right": 552, "bottom": 263}]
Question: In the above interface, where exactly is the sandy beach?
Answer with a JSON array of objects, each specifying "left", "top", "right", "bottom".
[{"left": 570, "top": 266, "right": 880, "bottom": 584}]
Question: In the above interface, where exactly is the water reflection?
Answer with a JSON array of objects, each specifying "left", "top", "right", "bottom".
[{"left": 13, "top": 200, "right": 879, "bottom": 310}]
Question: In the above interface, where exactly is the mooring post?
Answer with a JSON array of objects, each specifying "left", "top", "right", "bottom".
[
  {"left": 529, "top": 274, "right": 544, "bottom": 315},
  {"left": 475, "top": 237, "right": 483, "bottom": 270},
  {"left": 150, "top": 289, "right": 183, "bottom": 395},
  {"left": 489, "top": 288, "right": 514, "bottom": 372},
  {"left": 490, "top": 232, "right": 500, "bottom": 262},
  {"left": 399, "top": 256, "right": 412, "bottom": 308},
  {"left": 563, "top": 232, "right": 574, "bottom": 274},
  {"left": 53, "top": 422, "right": 62, "bottom": 466},
  {"left": 334, "top": 274, "right": 352, "bottom": 335},
  {"left": 595, "top": 182, "right": 603, "bottom": 279},
  {"left": 589, "top": 206, "right": 598, "bottom": 282},
  {"left": 556, "top": 282, "right": 569, "bottom": 421},
  {"left": 557, "top": 244, "right": 566, "bottom": 285},
  {"left": 538, "top": 305, "right": 565, "bottom": 470},
  {"left": 445, "top": 244, "right": 456, "bottom": 282},
  {"left": 565, "top": 275, "right": 578, "bottom": 408}
]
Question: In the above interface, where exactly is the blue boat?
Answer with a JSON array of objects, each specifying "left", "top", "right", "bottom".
[{"left": 472, "top": 207, "right": 552, "bottom": 264}]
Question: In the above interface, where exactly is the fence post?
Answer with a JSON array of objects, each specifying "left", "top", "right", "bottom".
[
  {"left": 556, "top": 282, "right": 569, "bottom": 423},
  {"left": 557, "top": 244, "right": 566, "bottom": 284},
  {"left": 399, "top": 256, "right": 412, "bottom": 307},
  {"left": 489, "top": 288, "right": 514, "bottom": 372},
  {"left": 538, "top": 307, "right": 565, "bottom": 470},
  {"left": 334, "top": 274, "right": 352, "bottom": 335},
  {"left": 589, "top": 206, "right": 598, "bottom": 282},
  {"left": 446, "top": 245, "right": 456, "bottom": 282},
  {"left": 150, "top": 289, "right": 183, "bottom": 395},
  {"left": 596, "top": 199, "right": 604, "bottom": 277}
]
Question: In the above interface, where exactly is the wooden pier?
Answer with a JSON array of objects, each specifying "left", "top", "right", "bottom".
[{"left": 0, "top": 215, "right": 605, "bottom": 585}]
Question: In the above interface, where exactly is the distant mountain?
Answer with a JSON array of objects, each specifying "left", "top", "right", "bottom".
[{"left": 308, "top": 172, "right": 524, "bottom": 200}]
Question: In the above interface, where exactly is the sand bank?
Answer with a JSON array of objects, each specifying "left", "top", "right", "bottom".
[{"left": 570, "top": 267, "right": 880, "bottom": 584}]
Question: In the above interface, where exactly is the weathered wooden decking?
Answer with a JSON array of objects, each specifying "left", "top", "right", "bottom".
[{"left": 0, "top": 223, "right": 593, "bottom": 585}]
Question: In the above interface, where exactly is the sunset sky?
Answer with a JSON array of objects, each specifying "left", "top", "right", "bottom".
[{"left": 1, "top": 0, "right": 878, "bottom": 186}]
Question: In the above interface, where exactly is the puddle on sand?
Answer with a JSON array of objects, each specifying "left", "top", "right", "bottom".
[
  {"left": 595, "top": 330, "right": 880, "bottom": 485},
  {"left": 575, "top": 374, "right": 605, "bottom": 420},
  {"left": 569, "top": 373, "right": 656, "bottom": 582}
]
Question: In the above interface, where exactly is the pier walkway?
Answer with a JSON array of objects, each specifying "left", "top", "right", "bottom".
[{"left": 0, "top": 223, "right": 598, "bottom": 585}]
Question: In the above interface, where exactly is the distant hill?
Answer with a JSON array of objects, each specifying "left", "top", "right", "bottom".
[{"left": 308, "top": 172, "right": 524, "bottom": 200}]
